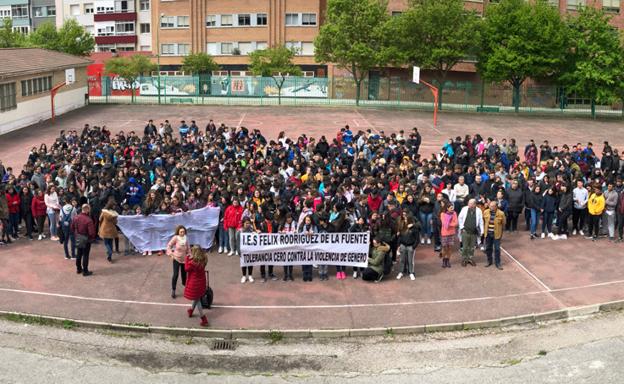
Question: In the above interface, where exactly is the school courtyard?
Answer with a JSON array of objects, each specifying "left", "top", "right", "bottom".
[{"left": 1, "top": 104, "right": 623, "bottom": 333}]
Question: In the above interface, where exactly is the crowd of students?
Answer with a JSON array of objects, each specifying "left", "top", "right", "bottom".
[{"left": 0, "top": 120, "right": 622, "bottom": 288}]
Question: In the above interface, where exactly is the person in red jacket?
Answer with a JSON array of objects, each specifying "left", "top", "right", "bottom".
[
  {"left": 367, "top": 189, "right": 382, "bottom": 213},
  {"left": 184, "top": 246, "right": 208, "bottom": 327},
  {"left": 70, "top": 204, "right": 96, "bottom": 276},
  {"left": 31, "top": 189, "right": 47, "bottom": 240},
  {"left": 5, "top": 185, "right": 20, "bottom": 239},
  {"left": 223, "top": 197, "right": 243, "bottom": 256}
]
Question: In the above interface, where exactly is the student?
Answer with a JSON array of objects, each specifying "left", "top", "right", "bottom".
[
  {"left": 167, "top": 225, "right": 191, "bottom": 299},
  {"left": 299, "top": 215, "right": 317, "bottom": 282},
  {"left": 32, "top": 188, "right": 47, "bottom": 240},
  {"left": 439, "top": 202, "right": 458, "bottom": 268},
  {"left": 44, "top": 185, "right": 61, "bottom": 241},
  {"left": 587, "top": 186, "right": 605, "bottom": 241},
  {"left": 60, "top": 198, "right": 77, "bottom": 259},
  {"left": 396, "top": 212, "right": 420, "bottom": 280},
  {"left": 279, "top": 214, "right": 297, "bottom": 281},
  {"left": 541, "top": 188, "right": 557, "bottom": 239},
  {"left": 572, "top": 180, "right": 588, "bottom": 236},
  {"left": 19, "top": 186, "right": 34, "bottom": 240},
  {"left": 98, "top": 200, "right": 119, "bottom": 263},
  {"left": 555, "top": 184, "right": 572, "bottom": 240},
  {"left": 240, "top": 218, "right": 254, "bottom": 283},
  {"left": 184, "top": 246, "right": 208, "bottom": 327},
  {"left": 362, "top": 237, "right": 390, "bottom": 282}
]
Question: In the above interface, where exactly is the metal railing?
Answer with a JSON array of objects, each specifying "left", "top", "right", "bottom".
[{"left": 87, "top": 75, "right": 624, "bottom": 118}]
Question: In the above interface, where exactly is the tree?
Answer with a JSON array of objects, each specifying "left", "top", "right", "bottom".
[
  {"left": 561, "top": 7, "right": 624, "bottom": 119},
  {"left": 315, "top": 0, "right": 391, "bottom": 106},
  {"left": 105, "top": 55, "right": 156, "bottom": 102},
  {"left": 26, "top": 20, "right": 94, "bottom": 55},
  {"left": 393, "top": 0, "right": 482, "bottom": 109},
  {"left": 0, "top": 18, "right": 26, "bottom": 48},
  {"left": 181, "top": 52, "right": 219, "bottom": 75},
  {"left": 478, "top": 0, "right": 568, "bottom": 112},
  {"left": 56, "top": 19, "right": 94, "bottom": 56},
  {"left": 27, "top": 22, "right": 60, "bottom": 51},
  {"left": 249, "top": 45, "right": 302, "bottom": 105}
]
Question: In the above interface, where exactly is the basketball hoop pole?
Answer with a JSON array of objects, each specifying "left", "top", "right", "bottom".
[
  {"left": 419, "top": 79, "right": 439, "bottom": 128},
  {"left": 51, "top": 82, "right": 67, "bottom": 123}
]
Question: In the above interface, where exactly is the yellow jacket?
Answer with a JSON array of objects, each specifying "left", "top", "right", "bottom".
[{"left": 588, "top": 193, "right": 605, "bottom": 215}]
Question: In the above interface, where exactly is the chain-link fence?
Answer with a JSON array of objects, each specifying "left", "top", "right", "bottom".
[{"left": 87, "top": 75, "right": 624, "bottom": 117}]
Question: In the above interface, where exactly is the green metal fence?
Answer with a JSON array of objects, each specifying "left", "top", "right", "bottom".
[{"left": 87, "top": 75, "right": 624, "bottom": 118}]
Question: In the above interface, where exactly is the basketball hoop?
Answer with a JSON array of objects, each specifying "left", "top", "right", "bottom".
[{"left": 412, "top": 66, "right": 439, "bottom": 128}]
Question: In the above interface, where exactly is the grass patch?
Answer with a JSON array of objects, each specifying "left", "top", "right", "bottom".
[
  {"left": 385, "top": 328, "right": 395, "bottom": 337},
  {"left": 268, "top": 330, "right": 283, "bottom": 344},
  {"left": 62, "top": 320, "right": 76, "bottom": 329},
  {"left": 185, "top": 337, "right": 194, "bottom": 345},
  {"left": 126, "top": 322, "right": 150, "bottom": 328},
  {"left": 501, "top": 358, "right": 522, "bottom": 366},
  {"left": 538, "top": 350, "right": 548, "bottom": 356}
]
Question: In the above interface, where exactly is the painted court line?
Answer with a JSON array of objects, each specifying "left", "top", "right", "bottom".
[
  {"left": 236, "top": 112, "right": 247, "bottom": 128},
  {"left": 1, "top": 279, "right": 624, "bottom": 310},
  {"left": 501, "top": 247, "right": 552, "bottom": 292}
]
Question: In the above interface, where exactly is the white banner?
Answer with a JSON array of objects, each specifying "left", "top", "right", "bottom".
[
  {"left": 117, "top": 207, "right": 220, "bottom": 252},
  {"left": 240, "top": 232, "right": 370, "bottom": 267}
]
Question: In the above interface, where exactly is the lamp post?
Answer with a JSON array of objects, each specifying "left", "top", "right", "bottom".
[{"left": 157, "top": 13, "right": 164, "bottom": 104}]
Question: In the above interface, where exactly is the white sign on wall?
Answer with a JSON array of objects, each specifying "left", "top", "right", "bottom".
[{"left": 65, "top": 68, "right": 76, "bottom": 85}]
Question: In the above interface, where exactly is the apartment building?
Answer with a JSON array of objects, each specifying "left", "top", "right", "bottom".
[
  {"left": 31, "top": 0, "right": 55, "bottom": 28},
  {"left": 53, "top": 0, "right": 150, "bottom": 51},
  {"left": 0, "top": 0, "right": 31, "bottom": 33},
  {"left": 55, "top": 0, "right": 94, "bottom": 34},
  {"left": 152, "top": 0, "right": 326, "bottom": 76}
]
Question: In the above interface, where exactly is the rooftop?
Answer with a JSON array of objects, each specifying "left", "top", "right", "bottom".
[{"left": 0, "top": 48, "right": 92, "bottom": 80}]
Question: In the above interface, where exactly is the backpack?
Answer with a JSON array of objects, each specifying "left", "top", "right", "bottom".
[
  {"left": 382, "top": 249, "right": 393, "bottom": 276},
  {"left": 200, "top": 271, "right": 214, "bottom": 309},
  {"left": 61, "top": 209, "right": 72, "bottom": 227}
]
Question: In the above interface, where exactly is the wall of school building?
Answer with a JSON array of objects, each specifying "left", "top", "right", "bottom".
[{"left": 0, "top": 66, "right": 88, "bottom": 135}]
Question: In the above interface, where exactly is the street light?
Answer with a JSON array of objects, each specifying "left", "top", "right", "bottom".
[{"left": 157, "top": 12, "right": 164, "bottom": 104}]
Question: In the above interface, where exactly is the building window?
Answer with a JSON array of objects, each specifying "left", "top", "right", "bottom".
[
  {"left": 603, "top": 0, "right": 620, "bottom": 12},
  {"left": 238, "top": 14, "right": 250, "bottom": 26},
  {"left": 115, "top": 21, "right": 134, "bottom": 34},
  {"left": 178, "top": 43, "right": 190, "bottom": 55},
  {"left": 84, "top": 3, "right": 94, "bottom": 13},
  {"left": 161, "top": 43, "right": 175, "bottom": 55},
  {"left": 85, "top": 25, "right": 94, "bottom": 34},
  {"left": 0, "top": 9, "right": 10, "bottom": 18},
  {"left": 11, "top": 5, "right": 28, "bottom": 18},
  {"left": 238, "top": 41, "right": 252, "bottom": 55},
  {"left": 140, "top": 23, "right": 150, "bottom": 33},
  {"left": 97, "top": 25, "right": 114, "bottom": 36},
  {"left": 140, "top": 45, "right": 150, "bottom": 51},
  {"left": 47, "top": 6, "right": 56, "bottom": 15},
  {"left": 567, "top": 0, "right": 586, "bottom": 10},
  {"left": 256, "top": 41, "right": 267, "bottom": 50},
  {"left": 177, "top": 16, "right": 189, "bottom": 28},
  {"left": 33, "top": 7, "right": 43, "bottom": 17},
  {"left": 13, "top": 26, "right": 29, "bottom": 33},
  {"left": 220, "top": 14, "right": 232, "bottom": 26},
  {"left": 206, "top": 15, "right": 216, "bottom": 27},
  {"left": 285, "top": 13, "right": 299, "bottom": 26},
  {"left": 302, "top": 13, "right": 316, "bottom": 26},
  {"left": 96, "top": 5, "right": 114, "bottom": 13},
  {"left": 139, "top": 0, "right": 149, "bottom": 10},
  {"left": 70, "top": 4, "right": 80, "bottom": 16},
  {"left": 301, "top": 42, "right": 314, "bottom": 55},
  {"left": 391, "top": 11, "right": 403, "bottom": 17},
  {"left": 207, "top": 43, "right": 218, "bottom": 55},
  {"left": 161, "top": 16, "right": 175, "bottom": 28},
  {"left": 220, "top": 42, "right": 233, "bottom": 54},
  {"left": 21, "top": 76, "right": 52, "bottom": 97},
  {"left": 0, "top": 83, "right": 17, "bottom": 112},
  {"left": 256, "top": 13, "right": 267, "bottom": 25}
]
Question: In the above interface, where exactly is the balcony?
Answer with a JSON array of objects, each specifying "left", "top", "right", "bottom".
[
  {"left": 94, "top": 11, "right": 136, "bottom": 22},
  {"left": 95, "top": 35, "right": 137, "bottom": 44}
]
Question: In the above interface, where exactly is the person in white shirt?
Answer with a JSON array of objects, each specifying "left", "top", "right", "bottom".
[
  {"left": 572, "top": 180, "right": 589, "bottom": 236},
  {"left": 458, "top": 199, "right": 484, "bottom": 266},
  {"left": 453, "top": 176, "right": 470, "bottom": 210}
]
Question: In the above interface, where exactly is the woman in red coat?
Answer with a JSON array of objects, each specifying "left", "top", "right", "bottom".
[
  {"left": 31, "top": 189, "right": 47, "bottom": 240},
  {"left": 184, "top": 246, "right": 208, "bottom": 326}
]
